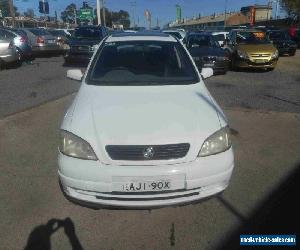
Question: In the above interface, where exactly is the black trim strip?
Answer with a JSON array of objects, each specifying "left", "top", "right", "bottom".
[{"left": 95, "top": 192, "right": 199, "bottom": 201}]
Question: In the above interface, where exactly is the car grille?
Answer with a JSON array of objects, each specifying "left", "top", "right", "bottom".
[
  {"left": 106, "top": 143, "right": 190, "bottom": 161},
  {"left": 202, "top": 56, "right": 217, "bottom": 62},
  {"left": 250, "top": 53, "right": 271, "bottom": 58}
]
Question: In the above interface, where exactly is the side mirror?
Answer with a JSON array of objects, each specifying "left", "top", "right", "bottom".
[
  {"left": 201, "top": 68, "right": 214, "bottom": 79},
  {"left": 67, "top": 69, "right": 83, "bottom": 81}
]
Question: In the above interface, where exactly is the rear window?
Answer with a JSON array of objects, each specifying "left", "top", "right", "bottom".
[
  {"left": 73, "top": 27, "right": 103, "bottom": 39},
  {"left": 88, "top": 41, "right": 199, "bottom": 86},
  {"left": 28, "top": 29, "right": 51, "bottom": 36},
  {"left": 187, "top": 35, "right": 220, "bottom": 48}
]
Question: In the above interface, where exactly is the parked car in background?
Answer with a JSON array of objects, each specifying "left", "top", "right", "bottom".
[
  {"left": 64, "top": 26, "right": 108, "bottom": 64},
  {"left": 21, "top": 28, "right": 61, "bottom": 55},
  {"left": 212, "top": 31, "right": 229, "bottom": 47},
  {"left": 59, "top": 32, "right": 234, "bottom": 208},
  {"left": 186, "top": 32, "right": 229, "bottom": 74},
  {"left": 225, "top": 29, "right": 278, "bottom": 70},
  {"left": 0, "top": 28, "right": 32, "bottom": 61},
  {"left": 0, "top": 32, "right": 19, "bottom": 68},
  {"left": 266, "top": 30, "right": 297, "bottom": 56},
  {"left": 47, "top": 29, "right": 70, "bottom": 52},
  {"left": 162, "top": 29, "right": 186, "bottom": 42}
]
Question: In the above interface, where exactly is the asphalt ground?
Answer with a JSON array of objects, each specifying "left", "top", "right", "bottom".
[
  {"left": 0, "top": 52, "right": 299, "bottom": 249},
  {"left": 1, "top": 52, "right": 299, "bottom": 118}
]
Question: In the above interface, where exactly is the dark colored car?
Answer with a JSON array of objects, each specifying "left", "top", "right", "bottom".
[
  {"left": 266, "top": 30, "right": 297, "bottom": 56},
  {"left": 65, "top": 26, "right": 108, "bottom": 64},
  {"left": 186, "top": 32, "right": 229, "bottom": 74},
  {"left": 0, "top": 28, "right": 33, "bottom": 61}
]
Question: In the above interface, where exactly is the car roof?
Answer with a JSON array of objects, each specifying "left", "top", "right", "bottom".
[{"left": 106, "top": 32, "right": 177, "bottom": 42}]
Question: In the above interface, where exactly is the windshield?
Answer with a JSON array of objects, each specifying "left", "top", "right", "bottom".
[
  {"left": 88, "top": 41, "right": 199, "bottom": 86},
  {"left": 73, "top": 27, "right": 102, "bottom": 39},
  {"left": 187, "top": 35, "right": 220, "bottom": 48},
  {"left": 269, "top": 31, "right": 289, "bottom": 40},
  {"left": 236, "top": 31, "right": 270, "bottom": 44},
  {"left": 213, "top": 34, "right": 225, "bottom": 41}
]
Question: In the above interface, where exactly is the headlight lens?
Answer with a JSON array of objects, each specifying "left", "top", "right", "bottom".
[
  {"left": 92, "top": 44, "right": 99, "bottom": 51},
  {"left": 271, "top": 50, "right": 279, "bottom": 59},
  {"left": 59, "top": 130, "right": 98, "bottom": 160},
  {"left": 198, "top": 126, "right": 232, "bottom": 157},
  {"left": 237, "top": 50, "right": 249, "bottom": 59}
]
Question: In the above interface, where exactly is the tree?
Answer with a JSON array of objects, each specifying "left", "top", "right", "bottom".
[
  {"left": 281, "top": 0, "right": 300, "bottom": 21},
  {"left": 95, "top": 9, "right": 130, "bottom": 28},
  {"left": 61, "top": 3, "right": 77, "bottom": 24},
  {"left": 0, "top": 1, "right": 19, "bottom": 18},
  {"left": 24, "top": 8, "right": 34, "bottom": 18}
]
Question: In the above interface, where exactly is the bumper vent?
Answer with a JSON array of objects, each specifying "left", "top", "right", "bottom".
[{"left": 106, "top": 143, "right": 190, "bottom": 161}]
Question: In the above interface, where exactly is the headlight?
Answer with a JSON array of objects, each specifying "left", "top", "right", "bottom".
[
  {"left": 198, "top": 126, "right": 232, "bottom": 157},
  {"left": 92, "top": 44, "right": 99, "bottom": 51},
  {"left": 237, "top": 50, "right": 249, "bottom": 59},
  {"left": 59, "top": 130, "right": 98, "bottom": 160},
  {"left": 271, "top": 50, "right": 279, "bottom": 59}
]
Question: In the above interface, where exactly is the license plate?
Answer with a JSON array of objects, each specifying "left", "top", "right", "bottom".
[
  {"left": 254, "top": 59, "right": 267, "bottom": 63},
  {"left": 122, "top": 180, "right": 171, "bottom": 192},
  {"left": 47, "top": 40, "right": 55, "bottom": 44},
  {"left": 112, "top": 175, "right": 185, "bottom": 192}
]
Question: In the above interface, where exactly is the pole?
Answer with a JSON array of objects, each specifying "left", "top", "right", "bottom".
[
  {"left": 8, "top": 0, "right": 15, "bottom": 27},
  {"left": 275, "top": 0, "right": 279, "bottom": 20},
  {"left": 97, "top": 0, "right": 102, "bottom": 25},
  {"left": 224, "top": 0, "right": 228, "bottom": 28},
  {"left": 102, "top": 0, "right": 106, "bottom": 27},
  {"left": 74, "top": 8, "right": 77, "bottom": 25}
]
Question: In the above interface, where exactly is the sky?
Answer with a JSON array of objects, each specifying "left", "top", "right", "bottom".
[{"left": 14, "top": 0, "right": 284, "bottom": 27}]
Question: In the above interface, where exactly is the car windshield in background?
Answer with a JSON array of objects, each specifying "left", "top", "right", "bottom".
[
  {"left": 28, "top": 29, "right": 51, "bottom": 36},
  {"left": 187, "top": 35, "right": 220, "bottom": 48},
  {"left": 236, "top": 31, "right": 270, "bottom": 44},
  {"left": 269, "top": 31, "right": 289, "bottom": 40},
  {"left": 88, "top": 41, "right": 199, "bottom": 86},
  {"left": 73, "top": 28, "right": 102, "bottom": 39}
]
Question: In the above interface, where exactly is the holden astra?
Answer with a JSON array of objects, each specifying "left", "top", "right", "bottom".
[{"left": 58, "top": 32, "right": 234, "bottom": 208}]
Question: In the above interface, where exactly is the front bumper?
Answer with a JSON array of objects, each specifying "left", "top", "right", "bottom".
[
  {"left": 196, "top": 60, "right": 229, "bottom": 74},
  {"left": 277, "top": 47, "right": 297, "bottom": 55},
  {"left": 0, "top": 53, "right": 18, "bottom": 63},
  {"left": 58, "top": 149, "right": 234, "bottom": 208},
  {"left": 235, "top": 57, "right": 278, "bottom": 69}
]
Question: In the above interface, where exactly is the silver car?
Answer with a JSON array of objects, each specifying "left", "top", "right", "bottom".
[
  {"left": 21, "top": 28, "right": 61, "bottom": 55},
  {"left": 0, "top": 31, "right": 19, "bottom": 67}
]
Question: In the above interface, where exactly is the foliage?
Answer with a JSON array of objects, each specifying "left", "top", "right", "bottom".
[
  {"left": 281, "top": 0, "right": 300, "bottom": 21},
  {"left": 94, "top": 8, "right": 131, "bottom": 28},
  {"left": 61, "top": 3, "right": 77, "bottom": 24}
]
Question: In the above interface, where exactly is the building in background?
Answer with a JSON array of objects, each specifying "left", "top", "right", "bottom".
[{"left": 241, "top": 4, "right": 273, "bottom": 22}]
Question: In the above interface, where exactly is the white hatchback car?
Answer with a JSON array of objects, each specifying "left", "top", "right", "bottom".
[{"left": 59, "top": 32, "right": 234, "bottom": 208}]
